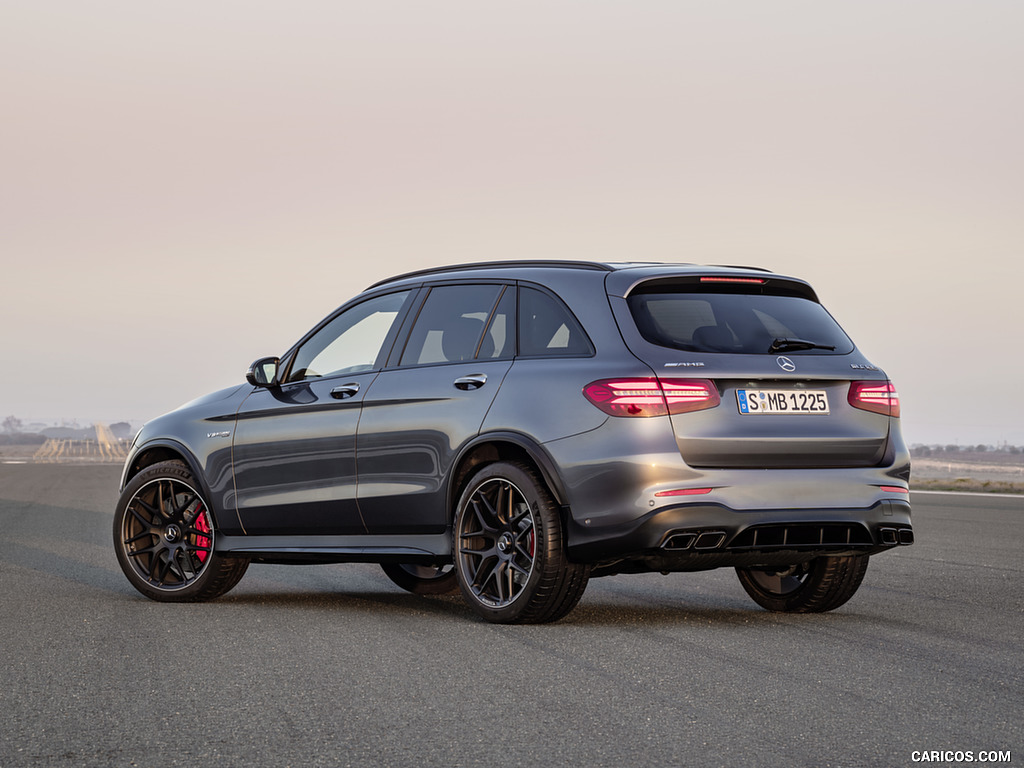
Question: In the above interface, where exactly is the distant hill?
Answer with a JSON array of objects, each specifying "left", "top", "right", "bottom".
[{"left": 0, "top": 433, "right": 46, "bottom": 446}]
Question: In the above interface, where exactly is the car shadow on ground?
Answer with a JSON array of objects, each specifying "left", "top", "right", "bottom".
[{"left": 197, "top": 585, "right": 882, "bottom": 629}]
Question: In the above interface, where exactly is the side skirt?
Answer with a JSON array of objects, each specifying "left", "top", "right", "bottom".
[{"left": 216, "top": 532, "right": 451, "bottom": 565}]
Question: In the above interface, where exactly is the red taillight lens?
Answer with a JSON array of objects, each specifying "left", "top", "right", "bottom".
[
  {"left": 583, "top": 379, "right": 667, "bottom": 417},
  {"left": 583, "top": 378, "right": 720, "bottom": 417},
  {"left": 848, "top": 381, "right": 900, "bottom": 417},
  {"left": 661, "top": 379, "right": 721, "bottom": 413}
]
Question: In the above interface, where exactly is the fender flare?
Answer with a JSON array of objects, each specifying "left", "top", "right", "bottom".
[
  {"left": 122, "top": 438, "right": 227, "bottom": 530},
  {"left": 447, "top": 431, "right": 570, "bottom": 512}
]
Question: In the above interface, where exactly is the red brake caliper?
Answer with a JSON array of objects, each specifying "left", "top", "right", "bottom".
[{"left": 193, "top": 507, "right": 211, "bottom": 563}]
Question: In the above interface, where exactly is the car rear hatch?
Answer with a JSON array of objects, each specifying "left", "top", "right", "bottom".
[{"left": 606, "top": 269, "right": 897, "bottom": 469}]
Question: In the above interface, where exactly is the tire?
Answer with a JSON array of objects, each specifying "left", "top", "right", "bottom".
[
  {"left": 453, "top": 461, "right": 590, "bottom": 624},
  {"left": 113, "top": 460, "right": 249, "bottom": 602},
  {"left": 735, "top": 554, "right": 869, "bottom": 613},
  {"left": 381, "top": 563, "right": 458, "bottom": 595}
]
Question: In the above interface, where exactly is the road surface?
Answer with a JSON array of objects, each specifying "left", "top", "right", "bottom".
[{"left": 0, "top": 464, "right": 1020, "bottom": 767}]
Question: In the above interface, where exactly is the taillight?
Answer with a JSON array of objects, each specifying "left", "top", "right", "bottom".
[
  {"left": 583, "top": 378, "right": 720, "bottom": 417},
  {"left": 848, "top": 381, "right": 900, "bottom": 417}
]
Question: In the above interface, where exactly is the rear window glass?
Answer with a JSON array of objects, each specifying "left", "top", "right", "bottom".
[{"left": 627, "top": 291, "right": 854, "bottom": 355}]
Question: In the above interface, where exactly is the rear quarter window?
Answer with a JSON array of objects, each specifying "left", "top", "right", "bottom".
[{"left": 518, "top": 287, "right": 594, "bottom": 357}]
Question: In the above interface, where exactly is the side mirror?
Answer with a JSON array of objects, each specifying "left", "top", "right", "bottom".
[{"left": 246, "top": 357, "right": 280, "bottom": 387}]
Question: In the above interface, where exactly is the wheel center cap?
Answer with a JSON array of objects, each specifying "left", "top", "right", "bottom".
[
  {"left": 164, "top": 524, "right": 182, "bottom": 543},
  {"left": 497, "top": 532, "right": 515, "bottom": 555}
]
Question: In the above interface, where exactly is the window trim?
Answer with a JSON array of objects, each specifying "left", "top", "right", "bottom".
[{"left": 478, "top": 285, "right": 515, "bottom": 362}]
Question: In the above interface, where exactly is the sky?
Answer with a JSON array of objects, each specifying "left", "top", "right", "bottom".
[{"left": 1, "top": 1, "right": 1021, "bottom": 446}]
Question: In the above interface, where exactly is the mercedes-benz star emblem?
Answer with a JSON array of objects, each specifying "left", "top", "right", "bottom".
[{"left": 777, "top": 356, "right": 797, "bottom": 372}]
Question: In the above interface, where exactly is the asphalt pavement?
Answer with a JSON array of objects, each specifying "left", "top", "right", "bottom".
[{"left": 1, "top": 464, "right": 1020, "bottom": 767}]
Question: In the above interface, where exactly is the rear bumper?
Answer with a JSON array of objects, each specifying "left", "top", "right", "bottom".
[{"left": 566, "top": 499, "right": 912, "bottom": 573}]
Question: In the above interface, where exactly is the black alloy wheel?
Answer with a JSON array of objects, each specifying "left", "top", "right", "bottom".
[
  {"left": 113, "top": 460, "right": 248, "bottom": 602},
  {"left": 454, "top": 461, "right": 589, "bottom": 624},
  {"left": 735, "top": 554, "right": 869, "bottom": 613}
]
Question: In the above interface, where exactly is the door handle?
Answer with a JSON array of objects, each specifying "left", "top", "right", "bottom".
[
  {"left": 330, "top": 383, "right": 361, "bottom": 399},
  {"left": 453, "top": 373, "right": 487, "bottom": 391}
]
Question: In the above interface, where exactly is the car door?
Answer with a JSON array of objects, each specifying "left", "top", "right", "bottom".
[
  {"left": 355, "top": 283, "right": 515, "bottom": 534},
  {"left": 230, "top": 290, "right": 414, "bottom": 536}
]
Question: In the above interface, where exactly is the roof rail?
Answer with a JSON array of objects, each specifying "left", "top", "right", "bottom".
[{"left": 366, "top": 260, "right": 614, "bottom": 290}]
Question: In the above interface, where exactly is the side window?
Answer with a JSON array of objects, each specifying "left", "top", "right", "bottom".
[
  {"left": 400, "top": 285, "right": 504, "bottom": 366},
  {"left": 286, "top": 291, "right": 411, "bottom": 382},
  {"left": 518, "top": 287, "right": 593, "bottom": 357}
]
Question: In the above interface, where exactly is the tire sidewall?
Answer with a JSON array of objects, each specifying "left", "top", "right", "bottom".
[
  {"left": 736, "top": 555, "right": 868, "bottom": 613},
  {"left": 736, "top": 561, "right": 820, "bottom": 612},
  {"left": 453, "top": 462, "right": 553, "bottom": 623},
  {"left": 380, "top": 563, "right": 458, "bottom": 595},
  {"left": 113, "top": 460, "right": 221, "bottom": 602}
]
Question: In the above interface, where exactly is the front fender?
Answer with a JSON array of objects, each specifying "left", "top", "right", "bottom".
[{"left": 121, "top": 437, "right": 236, "bottom": 533}]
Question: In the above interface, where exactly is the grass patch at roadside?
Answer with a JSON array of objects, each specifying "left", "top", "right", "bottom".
[{"left": 912, "top": 477, "right": 1024, "bottom": 494}]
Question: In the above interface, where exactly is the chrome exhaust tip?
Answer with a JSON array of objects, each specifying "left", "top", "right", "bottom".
[
  {"left": 693, "top": 531, "right": 727, "bottom": 550},
  {"left": 663, "top": 533, "right": 696, "bottom": 550}
]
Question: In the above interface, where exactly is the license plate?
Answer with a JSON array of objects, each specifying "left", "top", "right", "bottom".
[{"left": 736, "top": 389, "right": 829, "bottom": 415}]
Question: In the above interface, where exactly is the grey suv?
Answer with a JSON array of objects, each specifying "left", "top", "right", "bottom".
[{"left": 114, "top": 261, "right": 912, "bottom": 623}]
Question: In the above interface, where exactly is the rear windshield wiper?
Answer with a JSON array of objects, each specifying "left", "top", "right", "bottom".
[{"left": 769, "top": 338, "right": 837, "bottom": 354}]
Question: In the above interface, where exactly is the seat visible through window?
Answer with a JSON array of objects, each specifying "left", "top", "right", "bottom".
[
  {"left": 441, "top": 316, "right": 490, "bottom": 362},
  {"left": 400, "top": 284, "right": 503, "bottom": 366}
]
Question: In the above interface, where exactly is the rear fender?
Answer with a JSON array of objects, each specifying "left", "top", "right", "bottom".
[{"left": 448, "top": 432, "right": 570, "bottom": 516}]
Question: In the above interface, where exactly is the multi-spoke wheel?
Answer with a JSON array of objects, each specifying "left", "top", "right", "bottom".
[
  {"left": 113, "top": 460, "right": 248, "bottom": 602},
  {"left": 736, "top": 554, "right": 869, "bottom": 613},
  {"left": 380, "top": 563, "right": 458, "bottom": 595},
  {"left": 454, "top": 461, "right": 589, "bottom": 624}
]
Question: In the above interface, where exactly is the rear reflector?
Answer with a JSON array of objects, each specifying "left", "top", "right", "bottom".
[
  {"left": 583, "top": 378, "right": 720, "bottom": 417},
  {"left": 655, "top": 487, "right": 715, "bottom": 497},
  {"left": 879, "top": 485, "right": 909, "bottom": 494},
  {"left": 848, "top": 380, "right": 900, "bottom": 417}
]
